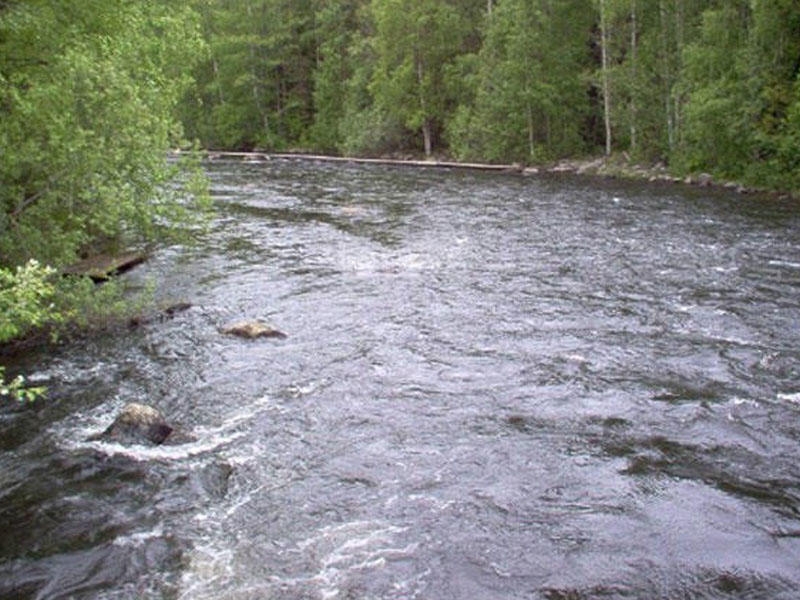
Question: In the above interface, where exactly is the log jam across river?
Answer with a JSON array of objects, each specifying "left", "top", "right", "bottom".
[{"left": 2, "top": 158, "right": 800, "bottom": 598}]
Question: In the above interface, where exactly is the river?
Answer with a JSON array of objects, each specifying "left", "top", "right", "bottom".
[{"left": 2, "top": 158, "right": 800, "bottom": 599}]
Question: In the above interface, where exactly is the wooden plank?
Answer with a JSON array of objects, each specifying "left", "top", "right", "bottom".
[{"left": 64, "top": 251, "right": 147, "bottom": 280}]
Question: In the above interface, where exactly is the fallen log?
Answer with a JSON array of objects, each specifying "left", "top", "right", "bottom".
[
  {"left": 64, "top": 251, "right": 147, "bottom": 281},
  {"left": 198, "top": 150, "right": 521, "bottom": 172}
]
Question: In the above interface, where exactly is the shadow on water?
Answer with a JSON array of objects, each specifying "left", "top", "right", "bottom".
[
  {"left": 225, "top": 201, "right": 404, "bottom": 247},
  {"left": 540, "top": 567, "right": 799, "bottom": 600},
  {"left": 608, "top": 434, "right": 800, "bottom": 519},
  {"left": 3, "top": 158, "right": 800, "bottom": 598}
]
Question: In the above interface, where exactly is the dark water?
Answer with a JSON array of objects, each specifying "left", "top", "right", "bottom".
[{"left": 3, "top": 159, "right": 800, "bottom": 599}]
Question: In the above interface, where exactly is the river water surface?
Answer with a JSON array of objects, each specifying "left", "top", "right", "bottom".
[{"left": 2, "top": 159, "right": 800, "bottom": 599}]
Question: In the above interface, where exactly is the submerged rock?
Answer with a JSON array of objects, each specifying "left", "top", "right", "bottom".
[
  {"left": 220, "top": 320, "right": 287, "bottom": 340},
  {"left": 89, "top": 402, "right": 192, "bottom": 446},
  {"left": 128, "top": 302, "right": 193, "bottom": 328},
  {"left": 196, "top": 461, "right": 234, "bottom": 499}
]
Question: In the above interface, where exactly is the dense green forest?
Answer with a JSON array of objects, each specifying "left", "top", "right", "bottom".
[
  {"left": 1, "top": 0, "right": 800, "bottom": 387},
  {"left": 181, "top": 0, "right": 800, "bottom": 192}
]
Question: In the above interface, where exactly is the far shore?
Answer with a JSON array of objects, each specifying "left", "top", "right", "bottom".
[{"left": 180, "top": 150, "right": 796, "bottom": 199}]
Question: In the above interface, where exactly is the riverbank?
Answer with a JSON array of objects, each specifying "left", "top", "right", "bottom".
[
  {"left": 544, "top": 155, "right": 780, "bottom": 197},
  {"left": 193, "top": 150, "right": 796, "bottom": 199}
]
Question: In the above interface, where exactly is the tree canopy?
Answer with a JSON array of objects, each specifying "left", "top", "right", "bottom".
[{"left": 1, "top": 0, "right": 210, "bottom": 269}]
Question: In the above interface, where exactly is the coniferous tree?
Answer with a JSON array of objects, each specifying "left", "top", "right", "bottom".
[
  {"left": 308, "top": 0, "right": 368, "bottom": 152},
  {"left": 450, "top": 0, "right": 593, "bottom": 163},
  {"left": 183, "top": 0, "right": 316, "bottom": 150},
  {"left": 369, "top": 0, "right": 468, "bottom": 156}
]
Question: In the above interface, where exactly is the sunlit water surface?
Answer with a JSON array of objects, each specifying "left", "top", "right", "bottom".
[{"left": 2, "top": 159, "right": 800, "bottom": 599}]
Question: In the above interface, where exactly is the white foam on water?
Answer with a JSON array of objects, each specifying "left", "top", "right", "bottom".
[
  {"left": 178, "top": 519, "right": 415, "bottom": 600},
  {"left": 730, "top": 397, "right": 759, "bottom": 407},
  {"left": 177, "top": 485, "right": 261, "bottom": 599},
  {"left": 726, "top": 397, "right": 762, "bottom": 423},
  {"left": 282, "top": 379, "right": 321, "bottom": 398},
  {"left": 768, "top": 260, "right": 800, "bottom": 269},
  {"left": 565, "top": 353, "right": 588, "bottom": 363},
  {"left": 777, "top": 391, "right": 800, "bottom": 404},
  {"left": 112, "top": 524, "right": 165, "bottom": 547},
  {"left": 26, "top": 360, "right": 115, "bottom": 386},
  {"left": 57, "top": 392, "right": 280, "bottom": 463},
  {"left": 296, "top": 520, "right": 415, "bottom": 600},
  {"left": 60, "top": 413, "right": 249, "bottom": 462},
  {"left": 79, "top": 431, "right": 246, "bottom": 462},
  {"left": 178, "top": 544, "right": 237, "bottom": 600}
]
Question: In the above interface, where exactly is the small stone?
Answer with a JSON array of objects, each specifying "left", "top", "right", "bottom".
[{"left": 697, "top": 173, "right": 714, "bottom": 186}]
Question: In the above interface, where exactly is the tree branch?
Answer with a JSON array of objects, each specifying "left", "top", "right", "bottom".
[{"left": 9, "top": 170, "right": 66, "bottom": 222}]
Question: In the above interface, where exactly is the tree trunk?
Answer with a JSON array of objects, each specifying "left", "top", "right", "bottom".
[
  {"left": 630, "top": 0, "right": 638, "bottom": 154},
  {"left": 673, "top": 0, "right": 684, "bottom": 148},
  {"left": 246, "top": 4, "right": 269, "bottom": 139},
  {"left": 417, "top": 58, "right": 432, "bottom": 157},
  {"left": 528, "top": 104, "right": 535, "bottom": 160},
  {"left": 422, "top": 119, "right": 433, "bottom": 157},
  {"left": 600, "top": 0, "right": 612, "bottom": 156},
  {"left": 212, "top": 59, "right": 225, "bottom": 105},
  {"left": 659, "top": 0, "right": 674, "bottom": 152}
]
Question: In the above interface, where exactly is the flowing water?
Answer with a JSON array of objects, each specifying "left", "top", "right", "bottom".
[{"left": 2, "top": 159, "right": 800, "bottom": 599}]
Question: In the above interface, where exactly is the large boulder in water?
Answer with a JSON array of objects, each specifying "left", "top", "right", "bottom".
[{"left": 89, "top": 403, "right": 187, "bottom": 446}]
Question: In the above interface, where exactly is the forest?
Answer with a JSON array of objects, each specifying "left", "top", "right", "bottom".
[
  {"left": 180, "top": 0, "right": 800, "bottom": 191},
  {"left": 1, "top": 0, "right": 800, "bottom": 394}
]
